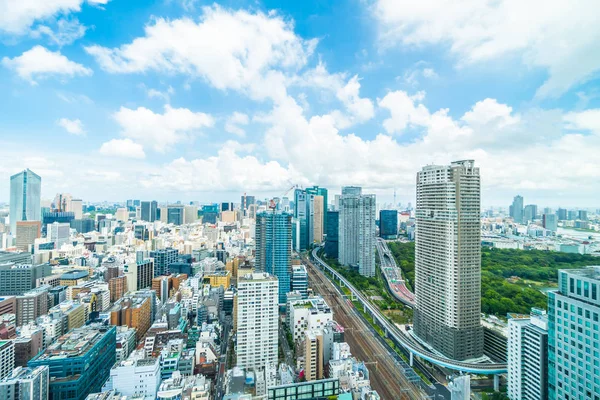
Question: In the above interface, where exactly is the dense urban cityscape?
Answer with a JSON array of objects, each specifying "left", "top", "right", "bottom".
[{"left": 2, "top": 1, "right": 600, "bottom": 399}]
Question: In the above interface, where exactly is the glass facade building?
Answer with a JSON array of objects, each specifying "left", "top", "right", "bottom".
[
  {"left": 325, "top": 211, "right": 339, "bottom": 259},
  {"left": 150, "top": 248, "right": 178, "bottom": 277},
  {"left": 548, "top": 267, "right": 600, "bottom": 400},
  {"left": 379, "top": 210, "right": 398, "bottom": 239},
  {"left": 140, "top": 201, "right": 158, "bottom": 222},
  {"left": 268, "top": 378, "right": 339, "bottom": 400},
  {"left": 255, "top": 211, "right": 292, "bottom": 304},
  {"left": 9, "top": 169, "right": 41, "bottom": 235}
]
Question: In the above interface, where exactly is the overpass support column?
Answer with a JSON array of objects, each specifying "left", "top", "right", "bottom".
[
  {"left": 409, "top": 352, "right": 414, "bottom": 367},
  {"left": 494, "top": 375, "right": 499, "bottom": 392}
]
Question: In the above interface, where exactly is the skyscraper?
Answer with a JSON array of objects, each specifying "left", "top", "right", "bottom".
[
  {"left": 543, "top": 213, "right": 558, "bottom": 232},
  {"left": 293, "top": 189, "right": 308, "bottom": 251},
  {"left": 9, "top": 169, "right": 41, "bottom": 235},
  {"left": 338, "top": 187, "right": 376, "bottom": 277},
  {"left": 548, "top": 267, "right": 600, "bottom": 400},
  {"left": 236, "top": 273, "right": 278, "bottom": 370},
  {"left": 414, "top": 160, "right": 483, "bottom": 360},
  {"left": 510, "top": 195, "right": 524, "bottom": 223},
  {"left": 379, "top": 210, "right": 398, "bottom": 239},
  {"left": 305, "top": 186, "right": 328, "bottom": 234},
  {"left": 140, "top": 201, "right": 158, "bottom": 222},
  {"left": 324, "top": 211, "right": 339, "bottom": 259},
  {"left": 312, "top": 195, "right": 324, "bottom": 243},
  {"left": 255, "top": 211, "right": 292, "bottom": 304},
  {"left": 523, "top": 204, "right": 538, "bottom": 224}
]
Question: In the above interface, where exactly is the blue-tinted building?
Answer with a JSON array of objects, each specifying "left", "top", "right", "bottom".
[
  {"left": 140, "top": 201, "right": 158, "bottom": 222},
  {"left": 42, "top": 212, "right": 75, "bottom": 235},
  {"left": 28, "top": 325, "right": 116, "bottom": 400},
  {"left": 379, "top": 210, "right": 398, "bottom": 239},
  {"left": 325, "top": 211, "right": 339, "bottom": 259},
  {"left": 255, "top": 212, "right": 292, "bottom": 304},
  {"left": 70, "top": 218, "right": 95, "bottom": 234},
  {"left": 548, "top": 267, "right": 600, "bottom": 400},
  {"left": 9, "top": 169, "right": 42, "bottom": 235},
  {"left": 150, "top": 248, "right": 179, "bottom": 277},
  {"left": 291, "top": 265, "right": 308, "bottom": 299},
  {"left": 167, "top": 205, "right": 184, "bottom": 225}
]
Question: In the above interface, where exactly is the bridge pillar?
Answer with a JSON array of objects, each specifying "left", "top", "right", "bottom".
[
  {"left": 494, "top": 375, "right": 499, "bottom": 392},
  {"left": 409, "top": 352, "right": 414, "bottom": 367},
  {"left": 363, "top": 304, "right": 367, "bottom": 313}
]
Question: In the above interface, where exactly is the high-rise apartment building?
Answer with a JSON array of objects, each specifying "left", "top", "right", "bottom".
[
  {"left": 557, "top": 208, "right": 567, "bottom": 221},
  {"left": 124, "top": 257, "right": 154, "bottom": 291},
  {"left": 523, "top": 204, "right": 538, "bottom": 224},
  {"left": 338, "top": 186, "right": 376, "bottom": 277},
  {"left": 293, "top": 189, "right": 308, "bottom": 251},
  {"left": 140, "top": 201, "right": 158, "bottom": 222},
  {"left": 312, "top": 195, "right": 324, "bottom": 243},
  {"left": 305, "top": 186, "right": 328, "bottom": 235},
  {"left": 15, "top": 221, "right": 41, "bottom": 251},
  {"left": 9, "top": 169, "right": 41, "bottom": 236},
  {"left": 543, "top": 213, "right": 558, "bottom": 232},
  {"left": 236, "top": 273, "right": 278, "bottom": 370},
  {"left": 16, "top": 286, "right": 49, "bottom": 326},
  {"left": 507, "top": 309, "right": 549, "bottom": 400},
  {"left": 414, "top": 160, "right": 483, "bottom": 360},
  {"left": 510, "top": 195, "right": 524, "bottom": 223},
  {"left": 304, "top": 330, "right": 324, "bottom": 381},
  {"left": 0, "top": 340, "right": 15, "bottom": 379},
  {"left": 0, "top": 365, "right": 49, "bottom": 400},
  {"left": 548, "top": 267, "right": 600, "bottom": 400},
  {"left": 255, "top": 212, "right": 292, "bottom": 304},
  {"left": 28, "top": 325, "right": 116, "bottom": 400},
  {"left": 150, "top": 248, "right": 178, "bottom": 277},
  {"left": 109, "top": 294, "right": 152, "bottom": 341}
]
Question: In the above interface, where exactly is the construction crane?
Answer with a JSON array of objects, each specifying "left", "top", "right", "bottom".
[{"left": 269, "top": 184, "right": 299, "bottom": 210}]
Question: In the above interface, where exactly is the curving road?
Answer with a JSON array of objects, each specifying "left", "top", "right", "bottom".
[
  {"left": 376, "top": 238, "right": 415, "bottom": 306},
  {"left": 311, "top": 246, "right": 508, "bottom": 375}
]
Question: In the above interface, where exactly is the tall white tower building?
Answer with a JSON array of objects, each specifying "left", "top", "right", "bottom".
[
  {"left": 235, "top": 273, "right": 279, "bottom": 370},
  {"left": 338, "top": 187, "right": 376, "bottom": 277},
  {"left": 414, "top": 160, "right": 483, "bottom": 360}
]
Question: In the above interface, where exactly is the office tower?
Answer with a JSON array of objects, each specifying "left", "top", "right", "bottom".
[
  {"left": 140, "top": 201, "right": 158, "bottom": 222},
  {"left": 15, "top": 221, "right": 41, "bottom": 251},
  {"left": 293, "top": 189, "right": 308, "bottom": 251},
  {"left": 184, "top": 205, "right": 198, "bottom": 224},
  {"left": 338, "top": 186, "right": 376, "bottom": 277},
  {"left": 236, "top": 273, "right": 278, "bottom": 369},
  {"left": 312, "top": 195, "right": 324, "bottom": 243},
  {"left": 166, "top": 205, "right": 184, "bottom": 225},
  {"left": 557, "top": 208, "right": 567, "bottom": 221},
  {"left": 202, "top": 204, "right": 219, "bottom": 224},
  {"left": 0, "top": 263, "right": 51, "bottom": 296},
  {"left": 291, "top": 265, "right": 308, "bottom": 299},
  {"left": 28, "top": 325, "right": 116, "bottom": 400},
  {"left": 304, "top": 330, "right": 324, "bottom": 381},
  {"left": 578, "top": 210, "right": 588, "bottom": 221},
  {"left": 414, "top": 160, "right": 483, "bottom": 360},
  {"left": 0, "top": 340, "right": 15, "bottom": 379},
  {"left": 108, "top": 276, "right": 128, "bottom": 303},
  {"left": 379, "top": 210, "right": 398, "bottom": 239},
  {"left": 47, "top": 222, "right": 71, "bottom": 249},
  {"left": 548, "top": 267, "right": 600, "bottom": 400},
  {"left": 0, "top": 251, "right": 32, "bottom": 265},
  {"left": 124, "top": 257, "right": 154, "bottom": 291},
  {"left": 523, "top": 204, "right": 538, "bottom": 224},
  {"left": 255, "top": 211, "right": 292, "bottom": 304},
  {"left": 70, "top": 218, "right": 95, "bottom": 234},
  {"left": 0, "top": 365, "right": 49, "bottom": 400},
  {"left": 509, "top": 195, "right": 524, "bottom": 223},
  {"left": 305, "top": 185, "right": 328, "bottom": 233},
  {"left": 325, "top": 211, "right": 339, "bottom": 259},
  {"left": 507, "top": 309, "right": 548, "bottom": 400},
  {"left": 221, "top": 202, "right": 234, "bottom": 212},
  {"left": 48, "top": 301, "right": 86, "bottom": 332},
  {"left": 108, "top": 355, "right": 161, "bottom": 399},
  {"left": 114, "top": 208, "right": 128, "bottom": 221},
  {"left": 9, "top": 169, "right": 41, "bottom": 236},
  {"left": 543, "top": 213, "right": 558, "bottom": 232},
  {"left": 241, "top": 195, "right": 255, "bottom": 211},
  {"left": 70, "top": 199, "right": 83, "bottom": 219},
  {"left": 150, "top": 248, "right": 178, "bottom": 277},
  {"left": 567, "top": 210, "right": 578, "bottom": 221},
  {"left": 16, "top": 286, "right": 49, "bottom": 326},
  {"left": 109, "top": 294, "right": 152, "bottom": 341}
]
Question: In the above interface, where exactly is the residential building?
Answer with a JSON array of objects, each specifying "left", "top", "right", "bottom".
[
  {"left": 0, "top": 340, "right": 15, "bottom": 379},
  {"left": 108, "top": 353, "right": 161, "bottom": 399},
  {"left": 543, "top": 213, "right": 558, "bottom": 232},
  {"left": 124, "top": 256, "right": 154, "bottom": 291},
  {"left": 109, "top": 293, "right": 152, "bottom": 341},
  {"left": 557, "top": 208, "right": 567, "bottom": 221},
  {"left": 0, "top": 365, "right": 49, "bottom": 400},
  {"left": 0, "top": 297, "right": 16, "bottom": 317},
  {"left": 9, "top": 169, "right": 41, "bottom": 236},
  {"left": 48, "top": 301, "right": 86, "bottom": 333},
  {"left": 548, "top": 267, "right": 600, "bottom": 400},
  {"left": 28, "top": 325, "right": 116, "bottom": 400},
  {"left": 324, "top": 211, "right": 339, "bottom": 259},
  {"left": 0, "top": 263, "right": 51, "bottom": 296},
  {"left": 184, "top": 205, "right": 198, "bottom": 224},
  {"left": 379, "top": 210, "right": 398, "bottom": 239},
  {"left": 578, "top": 210, "right": 588, "bottom": 221},
  {"left": 510, "top": 195, "right": 524, "bottom": 224},
  {"left": 507, "top": 308, "right": 548, "bottom": 400},
  {"left": 304, "top": 330, "right": 324, "bottom": 381},
  {"left": 338, "top": 186, "right": 376, "bottom": 277},
  {"left": 16, "top": 286, "right": 49, "bottom": 326},
  {"left": 236, "top": 273, "right": 278, "bottom": 370},
  {"left": 15, "top": 221, "right": 41, "bottom": 252},
  {"left": 150, "top": 248, "right": 178, "bottom": 277},
  {"left": 255, "top": 212, "right": 292, "bottom": 304},
  {"left": 291, "top": 265, "right": 308, "bottom": 299},
  {"left": 287, "top": 296, "right": 333, "bottom": 342},
  {"left": 140, "top": 201, "right": 158, "bottom": 223},
  {"left": 523, "top": 204, "right": 538, "bottom": 224},
  {"left": 413, "top": 160, "right": 483, "bottom": 360},
  {"left": 108, "top": 275, "right": 128, "bottom": 303}
]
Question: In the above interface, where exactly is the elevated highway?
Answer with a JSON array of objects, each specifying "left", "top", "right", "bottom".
[
  {"left": 310, "top": 246, "right": 508, "bottom": 376},
  {"left": 376, "top": 238, "right": 415, "bottom": 306}
]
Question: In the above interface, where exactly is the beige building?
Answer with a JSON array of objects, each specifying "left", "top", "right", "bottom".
[
  {"left": 220, "top": 211, "right": 237, "bottom": 223},
  {"left": 313, "top": 195, "right": 324, "bottom": 243},
  {"left": 303, "top": 330, "right": 324, "bottom": 381},
  {"left": 15, "top": 221, "right": 41, "bottom": 251}
]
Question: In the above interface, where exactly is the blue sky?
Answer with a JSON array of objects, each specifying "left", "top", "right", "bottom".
[{"left": 1, "top": 0, "right": 600, "bottom": 207}]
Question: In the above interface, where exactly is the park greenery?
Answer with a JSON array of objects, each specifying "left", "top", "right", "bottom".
[{"left": 387, "top": 242, "right": 600, "bottom": 316}]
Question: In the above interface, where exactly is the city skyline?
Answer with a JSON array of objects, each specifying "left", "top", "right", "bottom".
[{"left": 1, "top": 1, "right": 600, "bottom": 206}]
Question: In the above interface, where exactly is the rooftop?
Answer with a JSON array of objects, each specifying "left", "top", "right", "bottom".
[
  {"left": 563, "top": 266, "right": 600, "bottom": 280},
  {"left": 60, "top": 270, "right": 89, "bottom": 280},
  {"left": 32, "top": 326, "right": 113, "bottom": 361}
]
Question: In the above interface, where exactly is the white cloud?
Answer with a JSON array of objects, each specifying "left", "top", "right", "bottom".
[
  {"left": 564, "top": 109, "right": 600, "bottom": 135},
  {"left": 99, "top": 138, "right": 145, "bottom": 159},
  {"left": 224, "top": 112, "right": 250, "bottom": 137},
  {"left": 399, "top": 62, "right": 438, "bottom": 86},
  {"left": 2, "top": 45, "right": 92, "bottom": 84},
  {"left": 461, "top": 98, "right": 519, "bottom": 127},
  {"left": 378, "top": 90, "right": 430, "bottom": 134},
  {"left": 145, "top": 85, "right": 175, "bottom": 102},
  {"left": 57, "top": 118, "right": 85, "bottom": 135},
  {"left": 85, "top": 5, "right": 317, "bottom": 102},
  {"left": 113, "top": 105, "right": 214, "bottom": 152},
  {"left": 31, "top": 18, "right": 87, "bottom": 46},
  {"left": 374, "top": 0, "right": 600, "bottom": 97}
]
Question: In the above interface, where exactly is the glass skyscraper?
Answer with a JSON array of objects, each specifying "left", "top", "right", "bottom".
[
  {"left": 255, "top": 211, "right": 292, "bottom": 304},
  {"left": 9, "top": 169, "right": 41, "bottom": 235},
  {"left": 379, "top": 210, "right": 398, "bottom": 239},
  {"left": 548, "top": 267, "right": 600, "bottom": 400}
]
